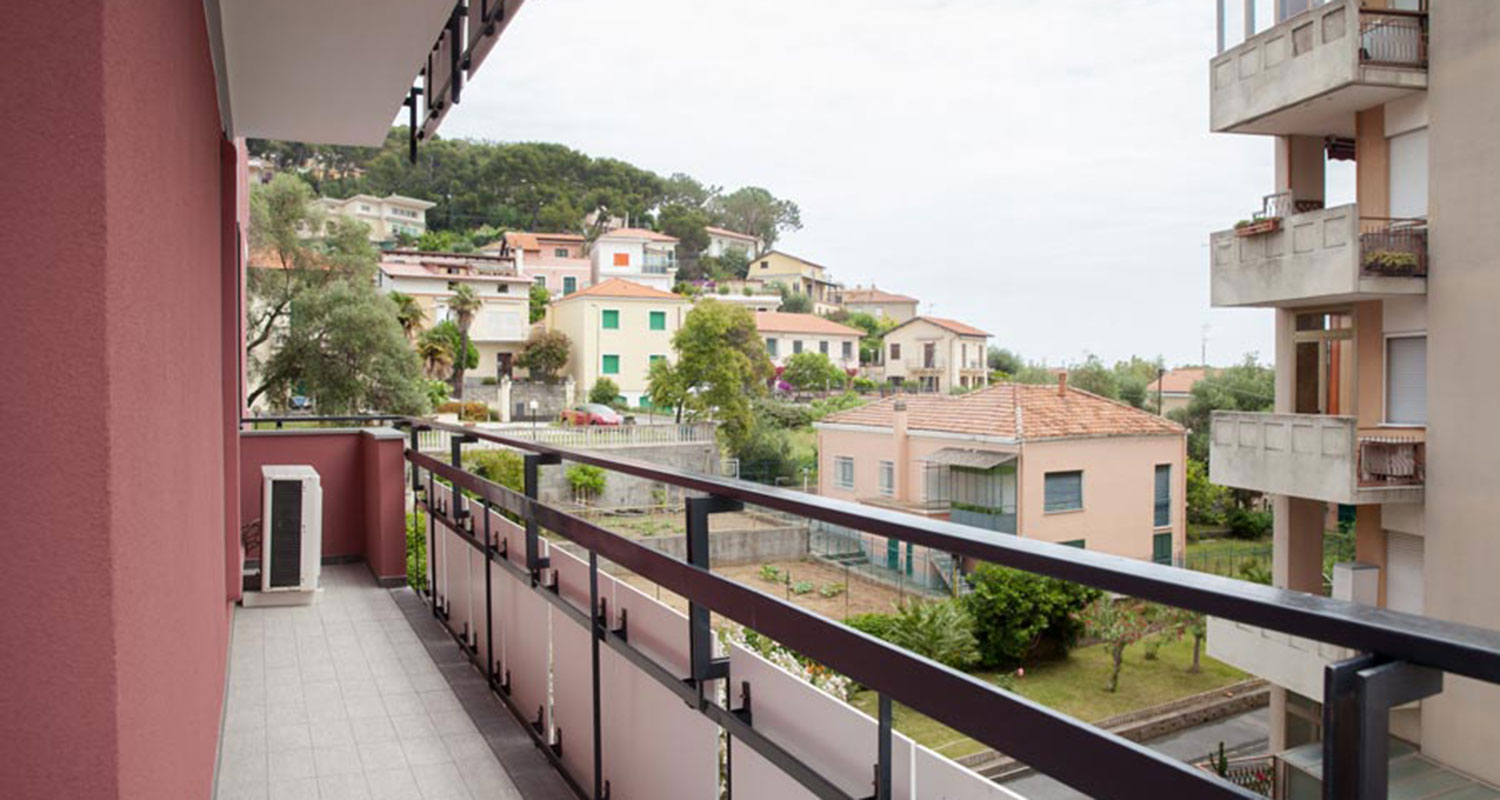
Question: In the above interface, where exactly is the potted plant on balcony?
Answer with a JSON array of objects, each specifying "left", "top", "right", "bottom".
[
  {"left": 1362, "top": 249, "right": 1421, "bottom": 277},
  {"left": 1233, "top": 217, "right": 1280, "bottom": 237}
]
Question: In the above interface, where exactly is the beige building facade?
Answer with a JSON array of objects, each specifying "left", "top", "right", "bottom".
[
  {"left": 1205, "top": 0, "right": 1500, "bottom": 788},
  {"left": 376, "top": 253, "right": 532, "bottom": 380},
  {"left": 546, "top": 278, "right": 690, "bottom": 407},
  {"left": 755, "top": 311, "right": 862, "bottom": 372},
  {"left": 843, "top": 286, "right": 919, "bottom": 323},
  {"left": 748, "top": 251, "right": 844, "bottom": 315},
  {"left": 318, "top": 193, "right": 435, "bottom": 242},
  {"left": 880, "top": 316, "right": 990, "bottom": 393}
]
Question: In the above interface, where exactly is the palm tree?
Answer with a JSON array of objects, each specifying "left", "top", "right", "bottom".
[
  {"left": 448, "top": 284, "right": 483, "bottom": 398},
  {"left": 390, "top": 291, "right": 426, "bottom": 340},
  {"left": 416, "top": 330, "right": 454, "bottom": 380}
]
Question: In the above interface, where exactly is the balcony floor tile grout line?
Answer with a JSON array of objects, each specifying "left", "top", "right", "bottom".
[{"left": 390, "top": 585, "right": 580, "bottom": 800}]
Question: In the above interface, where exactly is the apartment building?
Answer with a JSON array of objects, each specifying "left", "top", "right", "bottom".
[
  {"left": 377, "top": 253, "right": 532, "bottom": 380},
  {"left": 816, "top": 380, "right": 1186, "bottom": 563},
  {"left": 704, "top": 225, "right": 762, "bottom": 259},
  {"left": 843, "top": 285, "right": 920, "bottom": 323},
  {"left": 590, "top": 227, "right": 680, "bottom": 291},
  {"left": 317, "top": 192, "right": 435, "bottom": 242},
  {"left": 755, "top": 311, "right": 863, "bottom": 372},
  {"left": 880, "top": 316, "right": 991, "bottom": 393},
  {"left": 485, "top": 230, "right": 592, "bottom": 297},
  {"left": 547, "top": 278, "right": 690, "bottom": 406},
  {"left": 1204, "top": 0, "right": 1500, "bottom": 790},
  {"left": 749, "top": 250, "right": 844, "bottom": 314}
]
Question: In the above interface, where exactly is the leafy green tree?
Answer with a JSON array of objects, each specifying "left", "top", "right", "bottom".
[
  {"left": 416, "top": 330, "right": 455, "bottom": 379},
  {"left": 427, "top": 320, "right": 478, "bottom": 378},
  {"left": 1080, "top": 598, "right": 1152, "bottom": 693},
  {"left": 565, "top": 464, "right": 607, "bottom": 504},
  {"left": 700, "top": 248, "right": 751, "bottom": 281},
  {"left": 1013, "top": 364, "right": 1061, "bottom": 385},
  {"left": 882, "top": 599, "right": 980, "bottom": 670},
  {"left": 781, "top": 352, "right": 846, "bottom": 392},
  {"left": 529, "top": 283, "right": 551, "bottom": 324},
  {"left": 516, "top": 329, "right": 571, "bottom": 381},
  {"left": 389, "top": 291, "right": 426, "bottom": 340},
  {"left": 846, "top": 312, "right": 898, "bottom": 365},
  {"left": 961, "top": 564, "right": 1101, "bottom": 669},
  {"left": 988, "top": 347, "right": 1024, "bottom": 376},
  {"left": 1172, "top": 355, "right": 1274, "bottom": 462},
  {"left": 467, "top": 449, "right": 523, "bottom": 491},
  {"left": 417, "top": 229, "right": 474, "bottom": 253},
  {"left": 778, "top": 291, "right": 812, "bottom": 314},
  {"left": 659, "top": 203, "right": 711, "bottom": 258},
  {"left": 712, "top": 186, "right": 802, "bottom": 250},
  {"left": 646, "top": 356, "right": 689, "bottom": 420},
  {"left": 1185, "top": 458, "right": 1231, "bottom": 526},
  {"left": 447, "top": 285, "right": 483, "bottom": 397},
  {"left": 1067, "top": 354, "right": 1120, "bottom": 399},
  {"left": 666, "top": 301, "right": 773, "bottom": 451},
  {"left": 589, "top": 377, "right": 621, "bottom": 405}
]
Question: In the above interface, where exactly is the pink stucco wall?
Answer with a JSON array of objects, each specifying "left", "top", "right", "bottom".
[
  {"left": 0, "top": 1, "right": 234, "bottom": 797},
  {"left": 817, "top": 426, "right": 1185, "bottom": 562},
  {"left": 240, "top": 430, "right": 409, "bottom": 583}
]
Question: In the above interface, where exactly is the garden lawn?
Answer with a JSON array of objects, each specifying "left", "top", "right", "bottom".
[{"left": 849, "top": 636, "right": 1248, "bottom": 759}]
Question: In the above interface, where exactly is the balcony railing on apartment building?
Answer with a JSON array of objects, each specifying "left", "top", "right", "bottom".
[
  {"left": 1210, "top": 202, "right": 1428, "bottom": 308},
  {"left": 642, "top": 255, "right": 676, "bottom": 274},
  {"left": 1210, "top": 0, "right": 1428, "bottom": 135},
  {"left": 1209, "top": 411, "right": 1425, "bottom": 505},
  {"left": 370, "top": 415, "right": 1500, "bottom": 800},
  {"left": 415, "top": 422, "right": 716, "bottom": 453}
]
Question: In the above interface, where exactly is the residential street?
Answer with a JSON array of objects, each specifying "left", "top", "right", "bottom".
[{"left": 998, "top": 708, "right": 1269, "bottom": 799}]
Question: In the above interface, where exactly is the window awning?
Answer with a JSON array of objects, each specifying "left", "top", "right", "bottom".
[{"left": 923, "top": 448, "right": 1016, "bottom": 470}]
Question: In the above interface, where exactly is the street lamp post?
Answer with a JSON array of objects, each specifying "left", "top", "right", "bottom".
[{"left": 530, "top": 399, "right": 539, "bottom": 439}]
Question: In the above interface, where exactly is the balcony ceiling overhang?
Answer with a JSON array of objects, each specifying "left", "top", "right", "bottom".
[
  {"left": 1224, "top": 84, "right": 1422, "bottom": 137},
  {"left": 204, "top": 0, "right": 507, "bottom": 147}
]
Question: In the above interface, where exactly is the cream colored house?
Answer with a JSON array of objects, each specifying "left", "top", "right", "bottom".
[
  {"left": 748, "top": 251, "right": 843, "bottom": 315},
  {"left": 318, "top": 193, "right": 435, "bottom": 242},
  {"left": 704, "top": 226, "right": 761, "bottom": 259},
  {"left": 376, "top": 253, "right": 532, "bottom": 380},
  {"left": 754, "top": 311, "right": 862, "bottom": 372},
  {"left": 880, "top": 316, "right": 990, "bottom": 393},
  {"left": 547, "top": 278, "right": 690, "bottom": 407},
  {"left": 590, "top": 228, "right": 679, "bottom": 291},
  {"left": 1202, "top": 2, "right": 1500, "bottom": 789},
  {"left": 843, "top": 286, "right": 919, "bottom": 323},
  {"left": 815, "top": 380, "right": 1186, "bottom": 564}
]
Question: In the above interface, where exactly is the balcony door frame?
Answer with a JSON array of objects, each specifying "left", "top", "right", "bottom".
[{"left": 1292, "top": 307, "right": 1357, "bottom": 416}]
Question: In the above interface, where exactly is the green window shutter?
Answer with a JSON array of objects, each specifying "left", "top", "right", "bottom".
[
  {"left": 649, "top": 310, "right": 666, "bottom": 331},
  {"left": 602, "top": 309, "right": 620, "bottom": 329},
  {"left": 602, "top": 355, "right": 620, "bottom": 374},
  {"left": 1154, "top": 464, "right": 1171, "bottom": 527},
  {"left": 1152, "top": 533, "right": 1173, "bottom": 565},
  {"left": 563, "top": 276, "right": 576, "bottom": 295}
]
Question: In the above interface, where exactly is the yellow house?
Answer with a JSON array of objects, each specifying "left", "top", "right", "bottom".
[
  {"left": 748, "top": 250, "right": 843, "bottom": 314},
  {"left": 547, "top": 278, "right": 690, "bottom": 407}
]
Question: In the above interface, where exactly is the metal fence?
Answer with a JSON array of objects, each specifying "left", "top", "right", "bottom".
[
  {"left": 807, "top": 521, "right": 956, "bottom": 597},
  {"left": 391, "top": 415, "right": 1500, "bottom": 800},
  {"left": 1360, "top": 217, "right": 1429, "bottom": 278},
  {"left": 1359, "top": 8, "right": 1427, "bottom": 67},
  {"left": 416, "top": 422, "right": 716, "bottom": 454}
]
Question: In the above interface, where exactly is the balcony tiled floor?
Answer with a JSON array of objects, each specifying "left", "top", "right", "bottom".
[{"left": 216, "top": 565, "right": 563, "bottom": 800}]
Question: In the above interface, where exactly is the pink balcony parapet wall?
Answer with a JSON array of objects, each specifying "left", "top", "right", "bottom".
[{"left": 240, "top": 428, "right": 409, "bottom": 585}]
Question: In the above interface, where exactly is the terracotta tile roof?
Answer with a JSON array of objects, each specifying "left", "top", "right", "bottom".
[
  {"left": 754, "top": 311, "right": 863, "bottom": 336},
  {"left": 820, "top": 383, "right": 1183, "bottom": 441},
  {"left": 1146, "top": 367, "right": 1213, "bottom": 395},
  {"left": 844, "top": 287, "right": 919, "bottom": 305},
  {"left": 598, "top": 227, "right": 679, "bottom": 243},
  {"left": 890, "top": 315, "right": 990, "bottom": 338},
  {"left": 554, "top": 277, "right": 685, "bottom": 302},
  {"left": 504, "top": 231, "right": 539, "bottom": 251},
  {"left": 704, "top": 225, "right": 759, "bottom": 241}
]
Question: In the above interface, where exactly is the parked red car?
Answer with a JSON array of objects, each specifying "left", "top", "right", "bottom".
[{"left": 561, "top": 403, "right": 623, "bottom": 426}]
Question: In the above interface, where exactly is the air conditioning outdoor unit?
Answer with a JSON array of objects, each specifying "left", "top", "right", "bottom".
[{"left": 257, "top": 465, "right": 323, "bottom": 600}]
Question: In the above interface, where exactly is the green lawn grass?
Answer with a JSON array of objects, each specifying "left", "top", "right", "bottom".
[{"left": 849, "top": 636, "right": 1248, "bottom": 758}]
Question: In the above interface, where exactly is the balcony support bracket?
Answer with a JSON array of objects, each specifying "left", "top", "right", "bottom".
[
  {"left": 686, "top": 495, "right": 744, "bottom": 685},
  {"left": 1322, "top": 655, "right": 1443, "bottom": 799}
]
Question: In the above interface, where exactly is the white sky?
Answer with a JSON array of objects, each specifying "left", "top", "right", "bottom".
[{"left": 440, "top": 0, "right": 1355, "bottom": 368}]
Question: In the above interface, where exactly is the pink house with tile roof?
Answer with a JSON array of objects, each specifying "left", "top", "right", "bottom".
[{"left": 814, "top": 378, "right": 1186, "bottom": 563}]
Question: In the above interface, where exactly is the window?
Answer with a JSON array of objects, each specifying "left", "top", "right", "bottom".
[
  {"left": 1385, "top": 335, "right": 1427, "bottom": 425},
  {"left": 793, "top": 340, "right": 803, "bottom": 354},
  {"left": 649, "top": 310, "right": 667, "bottom": 331},
  {"left": 834, "top": 457, "right": 855, "bottom": 490},
  {"left": 613, "top": 252, "right": 630, "bottom": 267},
  {"left": 1154, "top": 464, "right": 1171, "bottom": 528},
  {"left": 760, "top": 261, "right": 770, "bottom": 270},
  {"left": 890, "top": 343, "right": 901, "bottom": 361},
  {"left": 1060, "top": 539, "right": 1086, "bottom": 549},
  {"left": 601, "top": 309, "right": 620, "bottom": 330},
  {"left": 878, "top": 461, "right": 895, "bottom": 497},
  {"left": 819, "top": 340, "right": 829, "bottom": 355},
  {"left": 497, "top": 284, "right": 509, "bottom": 294},
  {"left": 1043, "top": 471, "right": 1083, "bottom": 512},
  {"left": 842, "top": 340, "right": 853, "bottom": 361},
  {"left": 447, "top": 281, "right": 458, "bottom": 291},
  {"left": 1152, "top": 533, "right": 1173, "bottom": 565},
  {"left": 601, "top": 355, "right": 620, "bottom": 375},
  {"left": 554, "top": 247, "right": 569, "bottom": 258},
  {"left": 533, "top": 275, "right": 546, "bottom": 288},
  {"left": 563, "top": 276, "right": 577, "bottom": 295},
  {"left": 766, "top": 338, "right": 778, "bottom": 357}
]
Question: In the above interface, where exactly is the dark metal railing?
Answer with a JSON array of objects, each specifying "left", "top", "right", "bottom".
[
  {"left": 241, "top": 414, "right": 408, "bottom": 430},
  {"left": 1359, "top": 217, "right": 1429, "bottom": 278},
  {"left": 283, "top": 414, "right": 1500, "bottom": 799},
  {"left": 1359, "top": 8, "right": 1428, "bottom": 68},
  {"left": 1358, "top": 436, "right": 1426, "bottom": 487}
]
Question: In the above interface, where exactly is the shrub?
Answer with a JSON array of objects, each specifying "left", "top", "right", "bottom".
[
  {"left": 884, "top": 599, "right": 980, "bottom": 670},
  {"left": 846, "top": 612, "right": 896, "bottom": 640},
  {"left": 809, "top": 391, "right": 865, "bottom": 420},
  {"left": 466, "top": 449, "right": 523, "bottom": 492},
  {"left": 961, "top": 563, "right": 1102, "bottom": 669},
  {"left": 460, "top": 401, "right": 488, "bottom": 422},
  {"left": 754, "top": 399, "right": 814, "bottom": 430},
  {"left": 516, "top": 329, "right": 571, "bottom": 381},
  {"left": 566, "top": 464, "right": 607, "bottom": 502},
  {"left": 759, "top": 564, "right": 783, "bottom": 583},
  {"left": 589, "top": 377, "right": 620, "bottom": 406},
  {"left": 791, "top": 580, "right": 815, "bottom": 595},
  {"left": 481, "top": 376, "right": 498, "bottom": 385},
  {"left": 851, "top": 376, "right": 878, "bottom": 393},
  {"left": 406, "top": 510, "right": 428, "bottom": 591},
  {"left": 1225, "top": 505, "right": 1272, "bottom": 539},
  {"left": 818, "top": 582, "right": 846, "bottom": 598},
  {"left": 782, "top": 352, "right": 846, "bottom": 392},
  {"left": 435, "top": 401, "right": 463, "bottom": 414}
]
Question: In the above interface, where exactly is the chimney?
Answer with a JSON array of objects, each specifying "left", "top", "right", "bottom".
[
  {"left": 892, "top": 399, "right": 909, "bottom": 502},
  {"left": 1058, "top": 372, "right": 1068, "bottom": 397}
]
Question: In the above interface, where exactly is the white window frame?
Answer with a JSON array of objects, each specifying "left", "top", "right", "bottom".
[
  {"left": 1382, "top": 331, "right": 1427, "bottom": 427},
  {"left": 834, "top": 456, "right": 855, "bottom": 490}
]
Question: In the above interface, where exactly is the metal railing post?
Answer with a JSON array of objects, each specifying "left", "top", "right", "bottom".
[
  {"left": 524, "top": 453, "right": 561, "bottom": 583},
  {"left": 484, "top": 502, "right": 495, "bottom": 687},
  {"left": 876, "top": 693, "right": 893, "bottom": 800},
  {"left": 589, "top": 551, "right": 605, "bottom": 800},
  {"left": 686, "top": 495, "right": 742, "bottom": 686},
  {"left": 1323, "top": 655, "right": 1442, "bottom": 799}
]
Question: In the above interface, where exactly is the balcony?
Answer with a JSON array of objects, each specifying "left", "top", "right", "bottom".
[
  {"left": 1210, "top": 200, "right": 1427, "bottom": 308},
  {"left": 1208, "top": 617, "right": 1354, "bottom": 701},
  {"left": 1210, "top": 0, "right": 1427, "bottom": 136},
  {"left": 1209, "top": 411, "right": 1424, "bottom": 505}
]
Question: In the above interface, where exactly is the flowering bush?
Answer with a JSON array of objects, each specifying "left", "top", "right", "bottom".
[{"left": 718, "top": 624, "right": 852, "bottom": 701}]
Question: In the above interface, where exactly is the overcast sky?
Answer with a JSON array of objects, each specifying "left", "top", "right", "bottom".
[{"left": 441, "top": 0, "right": 1355, "bottom": 368}]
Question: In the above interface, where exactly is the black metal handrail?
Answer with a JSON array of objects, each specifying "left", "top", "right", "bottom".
[{"left": 241, "top": 414, "right": 408, "bottom": 430}]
